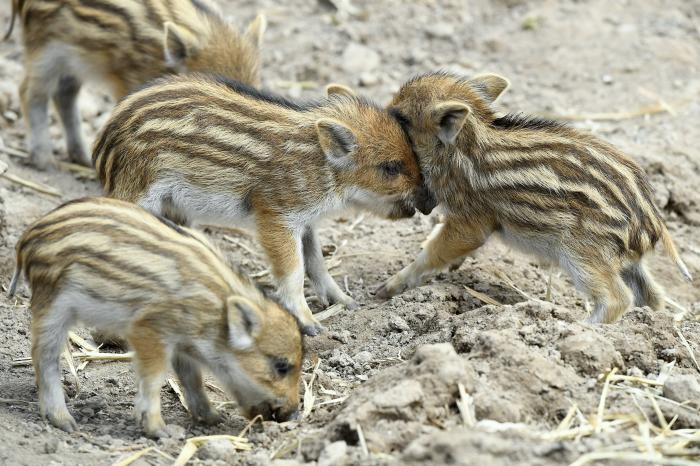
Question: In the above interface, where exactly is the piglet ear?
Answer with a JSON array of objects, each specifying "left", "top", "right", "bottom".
[
  {"left": 467, "top": 73, "right": 510, "bottom": 104},
  {"left": 244, "top": 13, "right": 267, "bottom": 49},
  {"left": 163, "top": 22, "right": 197, "bottom": 68},
  {"left": 431, "top": 101, "right": 471, "bottom": 146},
  {"left": 325, "top": 83, "right": 356, "bottom": 98},
  {"left": 226, "top": 297, "right": 263, "bottom": 351},
  {"left": 316, "top": 118, "right": 358, "bottom": 169}
]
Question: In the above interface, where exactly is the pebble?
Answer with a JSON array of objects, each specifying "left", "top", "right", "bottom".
[
  {"left": 318, "top": 440, "right": 348, "bottom": 466},
  {"left": 601, "top": 74, "right": 613, "bottom": 84},
  {"left": 197, "top": 439, "right": 238, "bottom": 462},
  {"left": 353, "top": 350, "right": 373, "bottom": 365},
  {"left": 341, "top": 42, "right": 380, "bottom": 74},
  {"left": 43, "top": 439, "right": 59, "bottom": 455},
  {"left": 358, "top": 72, "right": 379, "bottom": 87},
  {"left": 425, "top": 22, "right": 455, "bottom": 40},
  {"left": 388, "top": 314, "right": 410, "bottom": 332},
  {"left": 663, "top": 374, "right": 700, "bottom": 404}
]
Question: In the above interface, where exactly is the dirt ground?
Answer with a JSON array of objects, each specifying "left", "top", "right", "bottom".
[{"left": 0, "top": 0, "right": 699, "bottom": 465}]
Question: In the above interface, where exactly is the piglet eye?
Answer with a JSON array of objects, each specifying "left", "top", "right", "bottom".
[
  {"left": 380, "top": 160, "right": 403, "bottom": 177},
  {"left": 273, "top": 358, "right": 292, "bottom": 376}
]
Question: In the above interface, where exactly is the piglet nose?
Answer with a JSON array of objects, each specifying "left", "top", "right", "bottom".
[{"left": 416, "top": 185, "right": 438, "bottom": 215}]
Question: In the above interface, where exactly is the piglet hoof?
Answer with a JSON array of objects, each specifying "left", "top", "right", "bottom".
[
  {"left": 47, "top": 410, "right": 78, "bottom": 433},
  {"left": 195, "top": 410, "right": 223, "bottom": 426},
  {"left": 375, "top": 280, "right": 405, "bottom": 299},
  {"left": 343, "top": 299, "right": 359, "bottom": 311},
  {"left": 301, "top": 319, "right": 324, "bottom": 337}
]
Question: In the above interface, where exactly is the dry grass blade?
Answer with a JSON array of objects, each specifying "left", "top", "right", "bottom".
[
  {"left": 68, "top": 331, "right": 98, "bottom": 353},
  {"left": 173, "top": 435, "right": 251, "bottom": 466},
  {"left": 110, "top": 447, "right": 154, "bottom": 466},
  {"left": 0, "top": 398, "right": 37, "bottom": 405},
  {"left": 302, "top": 359, "right": 321, "bottom": 419},
  {"left": 238, "top": 414, "right": 263, "bottom": 438},
  {"left": 569, "top": 451, "right": 700, "bottom": 466},
  {"left": 595, "top": 367, "right": 618, "bottom": 433},
  {"left": 168, "top": 378, "right": 188, "bottom": 411},
  {"left": 223, "top": 235, "right": 260, "bottom": 257},
  {"left": 63, "top": 345, "right": 80, "bottom": 392},
  {"left": 675, "top": 328, "right": 700, "bottom": 372},
  {"left": 494, "top": 270, "right": 540, "bottom": 302},
  {"left": 1, "top": 172, "right": 62, "bottom": 197},
  {"left": 73, "top": 351, "right": 133, "bottom": 362},
  {"left": 540, "top": 102, "right": 671, "bottom": 122},
  {"left": 463, "top": 285, "right": 502, "bottom": 306},
  {"left": 357, "top": 423, "right": 369, "bottom": 457},
  {"left": 347, "top": 213, "right": 365, "bottom": 231},
  {"left": 315, "top": 303, "right": 346, "bottom": 322},
  {"left": 456, "top": 382, "right": 476, "bottom": 427},
  {"left": 556, "top": 404, "right": 578, "bottom": 432}
]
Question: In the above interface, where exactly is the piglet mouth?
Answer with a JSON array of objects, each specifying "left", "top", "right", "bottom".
[
  {"left": 247, "top": 402, "right": 298, "bottom": 423},
  {"left": 387, "top": 200, "right": 417, "bottom": 219}
]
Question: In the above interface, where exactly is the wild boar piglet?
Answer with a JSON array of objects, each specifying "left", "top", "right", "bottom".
[
  {"left": 9, "top": 197, "right": 302, "bottom": 437},
  {"left": 378, "top": 72, "right": 692, "bottom": 324},
  {"left": 6, "top": 0, "right": 265, "bottom": 169},
  {"left": 93, "top": 75, "right": 437, "bottom": 335}
]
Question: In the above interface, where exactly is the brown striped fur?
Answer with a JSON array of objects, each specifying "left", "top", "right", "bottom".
[
  {"left": 377, "top": 72, "right": 691, "bottom": 324},
  {"left": 7, "top": 0, "right": 266, "bottom": 169},
  {"left": 92, "top": 74, "right": 436, "bottom": 336},
  {"left": 9, "top": 197, "right": 302, "bottom": 437}
]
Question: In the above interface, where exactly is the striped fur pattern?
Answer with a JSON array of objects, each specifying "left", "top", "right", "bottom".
[
  {"left": 378, "top": 72, "right": 692, "bottom": 324},
  {"left": 9, "top": 197, "right": 302, "bottom": 437},
  {"left": 92, "top": 74, "right": 436, "bottom": 336},
  {"left": 7, "top": 0, "right": 266, "bottom": 169}
]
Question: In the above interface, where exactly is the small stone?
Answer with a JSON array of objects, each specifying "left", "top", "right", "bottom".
[
  {"left": 197, "top": 438, "right": 237, "bottom": 462},
  {"left": 425, "top": 22, "right": 454, "bottom": 39},
  {"left": 388, "top": 314, "right": 410, "bottom": 332},
  {"left": 602, "top": 74, "right": 613, "bottom": 84},
  {"left": 353, "top": 351, "right": 373, "bottom": 365},
  {"left": 373, "top": 379, "right": 423, "bottom": 409},
  {"left": 162, "top": 424, "right": 186, "bottom": 440},
  {"left": 43, "top": 439, "right": 59, "bottom": 454},
  {"left": 663, "top": 374, "right": 700, "bottom": 404},
  {"left": 3, "top": 111, "right": 17, "bottom": 122},
  {"left": 358, "top": 72, "right": 379, "bottom": 87},
  {"left": 341, "top": 42, "right": 380, "bottom": 74},
  {"left": 318, "top": 440, "right": 348, "bottom": 466}
]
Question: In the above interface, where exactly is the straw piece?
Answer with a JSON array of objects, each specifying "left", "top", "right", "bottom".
[
  {"left": 110, "top": 447, "right": 154, "bottom": 466},
  {"left": 223, "top": 235, "right": 260, "bottom": 257},
  {"left": 238, "top": 414, "right": 263, "bottom": 438},
  {"left": 357, "top": 423, "right": 369, "bottom": 457},
  {"left": 68, "top": 331, "right": 98, "bottom": 353},
  {"left": 456, "top": 382, "right": 476, "bottom": 427},
  {"left": 675, "top": 328, "right": 700, "bottom": 372},
  {"left": 1, "top": 172, "right": 62, "bottom": 197},
  {"left": 463, "top": 285, "right": 502, "bottom": 306},
  {"left": 63, "top": 345, "right": 80, "bottom": 392},
  {"left": 595, "top": 368, "right": 618, "bottom": 433},
  {"left": 315, "top": 303, "right": 347, "bottom": 322},
  {"left": 302, "top": 359, "right": 321, "bottom": 419},
  {"left": 168, "top": 378, "right": 188, "bottom": 411}
]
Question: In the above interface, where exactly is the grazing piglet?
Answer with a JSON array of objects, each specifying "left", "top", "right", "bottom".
[
  {"left": 8, "top": 197, "right": 302, "bottom": 437},
  {"left": 377, "top": 72, "right": 692, "bottom": 324},
  {"left": 92, "top": 74, "right": 436, "bottom": 336},
  {"left": 5, "top": 0, "right": 266, "bottom": 169}
]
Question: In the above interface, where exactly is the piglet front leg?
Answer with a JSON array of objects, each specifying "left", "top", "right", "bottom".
[{"left": 257, "top": 217, "right": 323, "bottom": 336}]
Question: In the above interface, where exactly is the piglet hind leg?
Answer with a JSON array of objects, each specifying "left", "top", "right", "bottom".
[
  {"left": 53, "top": 75, "right": 90, "bottom": 167},
  {"left": 128, "top": 322, "right": 169, "bottom": 438},
  {"left": 172, "top": 351, "right": 221, "bottom": 425},
  {"left": 31, "top": 294, "right": 78, "bottom": 432},
  {"left": 574, "top": 262, "right": 633, "bottom": 324},
  {"left": 257, "top": 217, "right": 323, "bottom": 336},
  {"left": 20, "top": 71, "right": 55, "bottom": 170},
  {"left": 621, "top": 260, "right": 665, "bottom": 311},
  {"left": 302, "top": 226, "right": 358, "bottom": 310},
  {"left": 376, "top": 221, "right": 486, "bottom": 298}
]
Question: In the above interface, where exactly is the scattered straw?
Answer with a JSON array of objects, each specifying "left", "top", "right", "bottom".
[
  {"left": 347, "top": 214, "right": 365, "bottom": 231},
  {"left": 675, "top": 328, "right": 700, "bottom": 372},
  {"left": 110, "top": 447, "right": 154, "bottom": 466},
  {"left": 356, "top": 423, "right": 369, "bottom": 457},
  {"left": 167, "top": 378, "right": 188, "bottom": 411},
  {"left": 62, "top": 345, "right": 80, "bottom": 392},
  {"left": 238, "top": 414, "right": 263, "bottom": 438},
  {"left": 1, "top": 172, "right": 62, "bottom": 197},
  {"left": 302, "top": 359, "right": 321, "bottom": 419},
  {"left": 68, "top": 331, "right": 98, "bottom": 353},
  {"left": 494, "top": 270, "right": 540, "bottom": 302},
  {"left": 172, "top": 435, "right": 251, "bottom": 466},
  {"left": 595, "top": 368, "right": 618, "bottom": 433},
  {"left": 315, "top": 303, "right": 347, "bottom": 322},
  {"left": 463, "top": 285, "right": 502, "bottom": 306},
  {"left": 223, "top": 235, "right": 260, "bottom": 257},
  {"left": 456, "top": 382, "right": 476, "bottom": 427}
]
